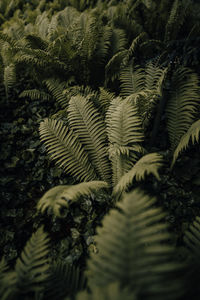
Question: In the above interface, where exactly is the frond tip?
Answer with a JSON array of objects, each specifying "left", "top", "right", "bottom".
[
  {"left": 113, "top": 153, "right": 163, "bottom": 197},
  {"left": 171, "top": 119, "right": 200, "bottom": 168},
  {"left": 37, "top": 181, "right": 109, "bottom": 217}
]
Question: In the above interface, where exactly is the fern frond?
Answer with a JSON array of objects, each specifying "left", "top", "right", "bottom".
[
  {"left": 120, "top": 64, "right": 145, "bottom": 97},
  {"left": 39, "top": 118, "right": 98, "bottom": 182},
  {"left": 68, "top": 95, "right": 111, "bottom": 183},
  {"left": 3, "top": 63, "right": 16, "bottom": 98},
  {"left": 19, "top": 89, "right": 51, "bottom": 101},
  {"left": 98, "top": 87, "right": 115, "bottom": 113},
  {"left": 145, "top": 62, "right": 167, "bottom": 95},
  {"left": 105, "top": 49, "right": 127, "bottom": 84},
  {"left": 113, "top": 153, "right": 163, "bottom": 197},
  {"left": 76, "top": 282, "right": 135, "bottom": 300},
  {"left": 15, "top": 227, "right": 50, "bottom": 293},
  {"left": 37, "top": 181, "right": 109, "bottom": 217},
  {"left": 110, "top": 28, "right": 127, "bottom": 56},
  {"left": 44, "top": 261, "right": 86, "bottom": 300},
  {"left": 122, "top": 32, "right": 147, "bottom": 67},
  {"left": 95, "top": 25, "right": 112, "bottom": 65},
  {"left": 87, "top": 189, "right": 181, "bottom": 299},
  {"left": 106, "top": 97, "right": 144, "bottom": 185},
  {"left": 184, "top": 216, "right": 200, "bottom": 257},
  {"left": 44, "top": 78, "right": 69, "bottom": 108},
  {"left": 166, "top": 67, "right": 199, "bottom": 151},
  {"left": 164, "top": 0, "right": 189, "bottom": 43},
  {"left": 107, "top": 97, "right": 144, "bottom": 146},
  {"left": 171, "top": 119, "right": 200, "bottom": 168}
]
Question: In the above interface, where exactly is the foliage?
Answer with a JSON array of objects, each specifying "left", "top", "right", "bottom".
[{"left": 0, "top": 1, "right": 200, "bottom": 299}]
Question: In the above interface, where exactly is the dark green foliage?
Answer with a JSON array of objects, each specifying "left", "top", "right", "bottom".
[{"left": 1, "top": 1, "right": 200, "bottom": 299}]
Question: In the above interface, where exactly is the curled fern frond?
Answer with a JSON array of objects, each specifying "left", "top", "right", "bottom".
[
  {"left": 37, "top": 181, "right": 109, "bottom": 217},
  {"left": 87, "top": 189, "right": 180, "bottom": 299},
  {"left": 68, "top": 95, "right": 111, "bottom": 183},
  {"left": 171, "top": 119, "right": 200, "bottom": 168},
  {"left": 39, "top": 118, "right": 98, "bottom": 182},
  {"left": 113, "top": 153, "right": 163, "bottom": 197}
]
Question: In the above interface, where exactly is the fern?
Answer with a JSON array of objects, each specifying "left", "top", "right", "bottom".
[
  {"left": 76, "top": 282, "right": 134, "bottom": 300},
  {"left": 105, "top": 49, "right": 127, "bottom": 84},
  {"left": 165, "top": 67, "right": 199, "bottom": 151},
  {"left": 68, "top": 95, "right": 111, "bottom": 183},
  {"left": 43, "top": 261, "right": 86, "bottom": 299},
  {"left": 19, "top": 89, "right": 51, "bottom": 101},
  {"left": 164, "top": 0, "right": 190, "bottom": 43},
  {"left": 0, "top": 227, "right": 50, "bottom": 299},
  {"left": 39, "top": 118, "right": 98, "bottom": 182},
  {"left": 87, "top": 189, "right": 181, "bottom": 300},
  {"left": 15, "top": 227, "right": 50, "bottom": 293},
  {"left": 37, "top": 181, "right": 109, "bottom": 217},
  {"left": 3, "top": 63, "right": 16, "bottom": 98},
  {"left": 113, "top": 153, "right": 163, "bottom": 197},
  {"left": 122, "top": 32, "right": 147, "bottom": 67},
  {"left": 171, "top": 119, "right": 200, "bottom": 168},
  {"left": 183, "top": 216, "right": 200, "bottom": 298},
  {"left": 98, "top": 87, "right": 115, "bottom": 113},
  {"left": 44, "top": 78, "right": 69, "bottom": 108},
  {"left": 106, "top": 97, "right": 144, "bottom": 185},
  {"left": 120, "top": 64, "right": 145, "bottom": 97}
]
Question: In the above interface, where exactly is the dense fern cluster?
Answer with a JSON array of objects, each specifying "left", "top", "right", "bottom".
[{"left": 1, "top": 0, "right": 200, "bottom": 299}]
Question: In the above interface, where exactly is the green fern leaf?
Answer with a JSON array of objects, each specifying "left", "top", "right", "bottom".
[
  {"left": 106, "top": 97, "right": 144, "bottom": 185},
  {"left": 120, "top": 64, "right": 145, "bottom": 97},
  {"left": 98, "top": 87, "right": 115, "bottom": 113},
  {"left": 107, "top": 97, "right": 144, "bottom": 146},
  {"left": 105, "top": 50, "right": 127, "bottom": 84},
  {"left": 122, "top": 32, "right": 147, "bottom": 67},
  {"left": 184, "top": 216, "right": 200, "bottom": 257},
  {"left": 171, "top": 119, "right": 200, "bottom": 168},
  {"left": 3, "top": 64, "right": 16, "bottom": 98},
  {"left": 15, "top": 227, "right": 50, "bottom": 293},
  {"left": 39, "top": 118, "right": 98, "bottom": 182},
  {"left": 113, "top": 153, "right": 163, "bottom": 197},
  {"left": 19, "top": 89, "right": 51, "bottom": 101},
  {"left": 44, "top": 261, "right": 86, "bottom": 299},
  {"left": 44, "top": 78, "right": 69, "bottom": 109},
  {"left": 166, "top": 67, "right": 199, "bottom": 151},
  {"left": 87, "top": 189, "right": 181, "bottom": 299},
  {"left": 76, "top": 282, "right": 135, "bottom": 300},
  {"left": 68, "top": 95, "right": 111, "bottom": 183},
  {"left": 37, "top": 181, "right": 109, "bottom": 217}
]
